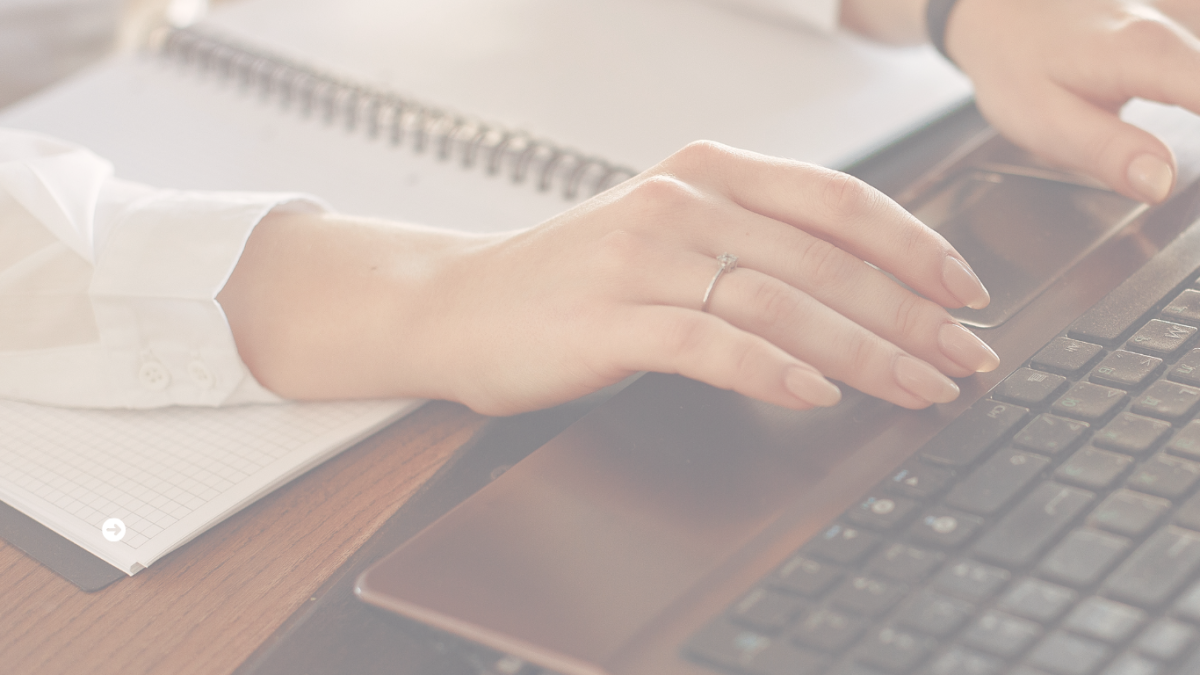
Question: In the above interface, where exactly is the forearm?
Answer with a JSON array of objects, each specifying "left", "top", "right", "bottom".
[
  {"left": 216, "top": 210, "right": 494, "bottom": 403},
  {"left": 839, "top": 0, "right": 928, "bottom": 44}
]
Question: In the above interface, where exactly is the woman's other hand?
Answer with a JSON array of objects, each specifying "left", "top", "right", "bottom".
[
  {"left": 948, "top": 0, "right": 1200, "bottom": 203},
  {"left": 842, "top": 0, "right": 1200, "bottom": 204}
]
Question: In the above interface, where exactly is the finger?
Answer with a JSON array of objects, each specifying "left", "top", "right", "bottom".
[
  {"left": 701, "top": 265, "right": 961, "bottom": 408},
  {"left": 657, "top": 141, "right": 991, "bottom": 310},
  {"left": 984, "top": 82, "right": 1176, "bottom": 204},
  {"left": 600, "top": 304, "right": 843, "bottom": 409},
  {"left": 675, "top": 206, "right": 999, "bottom": 377},
  {"left": 1109, "top": 12, "right": 1200, "bottom": 116}
]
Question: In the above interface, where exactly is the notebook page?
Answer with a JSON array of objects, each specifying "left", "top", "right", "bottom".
[
  {"left": 0, "top": 398, "right": 417, "bottom": 574},
  {"left": 204, "top": 0, "right": 973, "bottom": 172}
]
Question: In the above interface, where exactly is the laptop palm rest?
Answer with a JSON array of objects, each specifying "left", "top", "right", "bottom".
[{"left": 357, "top": 377, "right": 914, "bottom": 675}]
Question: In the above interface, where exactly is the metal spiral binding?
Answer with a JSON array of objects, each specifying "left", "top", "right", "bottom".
[{"left": 155, "top": 26, "right": 638, "bottom": 200}]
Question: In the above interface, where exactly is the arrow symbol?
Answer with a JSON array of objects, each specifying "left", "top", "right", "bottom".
[{"left": 101, "top": 517, "right": 126, "bottom": 542}]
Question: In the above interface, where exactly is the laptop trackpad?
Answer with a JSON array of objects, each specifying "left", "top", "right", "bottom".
[{"left": 913, "top": 170, "right": 1141, "bottom": 328}]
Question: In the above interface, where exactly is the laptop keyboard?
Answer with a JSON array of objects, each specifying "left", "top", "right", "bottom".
[{"left": 685, "top": 275, "right": 1200, "bottom": 675}]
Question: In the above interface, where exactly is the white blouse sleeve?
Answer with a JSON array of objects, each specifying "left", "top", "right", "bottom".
[
  {"left": 0, "top": 128, "right": 326, "bottom": 409},
  {"left": 711, "top": 0, "right": 841, "bottom": 33}
]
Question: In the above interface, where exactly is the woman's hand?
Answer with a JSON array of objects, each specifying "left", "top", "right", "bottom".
[
  {"left": 945, "top": 0, "right": 1200, "bottom": 203},
  {"left": 840, "top": 0, "right": 1200, "bottom": 204},
  {"left": 219, "top": 142, "right": 997, "bottom": 416}
]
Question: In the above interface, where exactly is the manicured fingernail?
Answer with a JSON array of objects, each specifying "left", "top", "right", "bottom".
[
  {"left": 785, "top": 367, "right": 842, "bottom": 407},
  {"left": 1128, "top": 153, "right": 1173, "bottom": 203},
  {"left": 939, "top": 322, "right": 1000, "bottom": 373},
  {"left": 942, "top": 256, "right": 990, "bottom": 310},
  {"left": 894, "top": 354, "right": 960, "bottom": 404}
]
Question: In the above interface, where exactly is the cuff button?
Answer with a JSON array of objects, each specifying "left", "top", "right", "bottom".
[
  {"left": 188, "top": 361, "right": 215, "bottom": 390},
  {"left": 138, "top": 361, "right": 171, "bottom": 391}
]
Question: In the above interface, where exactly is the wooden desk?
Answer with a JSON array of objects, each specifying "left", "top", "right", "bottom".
[{"left": 0, "top": 402, "right": 486, "bottom": 675}]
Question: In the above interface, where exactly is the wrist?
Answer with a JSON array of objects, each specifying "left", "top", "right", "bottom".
[{"left": 219, "top": 210, "right": 489, "bottom": 403}]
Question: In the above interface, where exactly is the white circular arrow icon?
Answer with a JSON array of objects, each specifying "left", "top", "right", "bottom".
[{"left": 102, "top": 517, "right": 126, "bottom": 542}]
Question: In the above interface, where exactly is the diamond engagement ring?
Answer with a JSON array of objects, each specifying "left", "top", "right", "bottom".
[{"left": 701, "top": 253, "right": 738, "bottom": 312}]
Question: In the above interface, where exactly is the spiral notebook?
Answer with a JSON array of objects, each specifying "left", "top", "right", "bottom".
[{"left": 0, "top": 0, "right": 971, "bottom": 584}]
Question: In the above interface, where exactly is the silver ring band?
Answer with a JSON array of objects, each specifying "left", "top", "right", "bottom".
[{"left": 701, "top": 253, "right": 738, "bottom": 312}]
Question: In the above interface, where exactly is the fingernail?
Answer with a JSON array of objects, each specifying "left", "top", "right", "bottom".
[
  {"left": 894, "top": 354, "right": 960, "bottom": 404},
  {"left": 1128, "top": 153, "right": 1174, "bottom": 203},
  {"left": 938, "top": 322, "right": 1000, "bottom": 373},
  {"left": 942, "top": 256, "right": 990, "bottom": 310},
  {"left": 785, "top": 367, "right": 842, "bottom": 407}
]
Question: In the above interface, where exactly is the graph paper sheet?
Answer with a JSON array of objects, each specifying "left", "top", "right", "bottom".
[{"left": 0, "top": 397, "right": 419, "bottom": 574}]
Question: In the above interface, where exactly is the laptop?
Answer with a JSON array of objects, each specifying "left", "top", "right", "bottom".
[{"left": 356, "top": 102, "right": 1200, "bottom": 675}]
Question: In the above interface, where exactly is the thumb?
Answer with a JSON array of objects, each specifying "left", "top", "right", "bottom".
[{"left": 988, "top": 84, "right": 1177, "bottom": 203}]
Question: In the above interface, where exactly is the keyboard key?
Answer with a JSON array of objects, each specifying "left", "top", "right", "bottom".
[
  {"left": 995, "top": 368, "right": 1069, "bottom": 406},
  {"left": 1134, "top": 618, "right": 1196, "bottom": 661},
  {"left": 772, "top": 556, "right": 842, "bottom": 597},
  {"left": 1125, "top": 319, "right": 1197, "bottom": 359},
  {"left": 1173, "top": 580, "right": 1200, "bottom": 622},
  {"left": 1098, "top": 652, "right": 1161, "bottom": 675},
  {"left": 1032, "top": 337, "right": 1105, "bottom": 376},
  {"left": 998, "top": 578, "right": 1078, "bottom": 623},
  {"left": 1124, "top": 453, "right": 1200, "bottom": 500},
  {"left": 1166, "top": 419, "right": 1200, "bottom": 461},
  {"left": 1103, "top": 526, "right": 1200, "bottom": 608},
  {"left": 1130, "top": 380, "right": 1200, "bottom": 423},
  {"left": 1161, "top": 289, "right": 1200, "bottom": 325},
  {"left": 1063, "top": 596, "right": 1146, "bottom": 643},
  {"left": 1054, "top": 446, "right": 1133, "bottom": 491},
  {"left": 1037, "top": 528, "right": 1131, "bottom": 588},
  {"left": 1173, "top": 647, "right": 1200, "bottom": 675},
  {"left": 687, "top": 619, "right": 827, "bottom": 675},
  {"left": 1014, "top": 414, "right": 1090, "bottom": 456},
  {"left": 944, "top": 447, "right": 1049, "bottom": 516},
  {"left": 961, "top": 610, "right": 1042, "bottom": 658},
  {"left": 828, "top": 576, "right": 906, "bottom": 617},
  {"left": 844, "top": 495, "right": 918, "bottom": 531},
  {"left": 853, "top": 626, "right": 933, "bottom": 674},
  {"left": 907, "top": 507, "right": 983, "bottom": 548},
  {"left": 1175, "top": 492, "right": 1200, "bottom": 531},
  {"left": 886, "top": 462, "right": 955, "bottom": 500},
  {"left": 892, "top": 590, "right": 973, "bottom": 637},
  {"left": 865, "top": 544, "right": 943, "bottom": 584},
  {"left": 921, "top": 400, "right": 1029, "bottom": 467},
  {"left": 791, "top": 607, "right": 866, "bottom": 652},
  {"left": 803, "top": 524, "right": 880, "bottom": 565},
  {"left": 1088, "top": 489, "right": 1171, "bottom": 537},
  {"left": 1089, "top": 351, "right": 1163, "bottom": 390},
  {"left": 1167, "top": 348, "right": 1200, "bottom": 387},
  {"left": 1051, "top": 382, "right": 1128, "bottom": 424},
  {"left": 745, "top": 641, "right": 829, "bottom": 675},
  {"left": 925, "top": 647, "right": 1003, "bottom": 675},
  {"left": 1093, "top": 414, "right": 1170, "bottom": 456},
  {"left": 730, "top": 587, "right": 810, "bottom": 632},
  {"left": 973, "top": 482, "right": 1095, "bottom": 569},
  {"left": 933, "top": 558, "right": 1010, "bottom": 603},
  {"left": 1026, "top": 631, "right": 1110, "bottom": 675}
]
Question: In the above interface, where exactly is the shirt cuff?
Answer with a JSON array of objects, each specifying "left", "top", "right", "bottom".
[{"left": 88, "top": 190, "right": 326, "bottom": 408}]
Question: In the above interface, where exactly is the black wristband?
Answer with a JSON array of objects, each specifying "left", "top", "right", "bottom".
[{"left": 925, "top": 0, "right": 963, "bottom": 64}]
